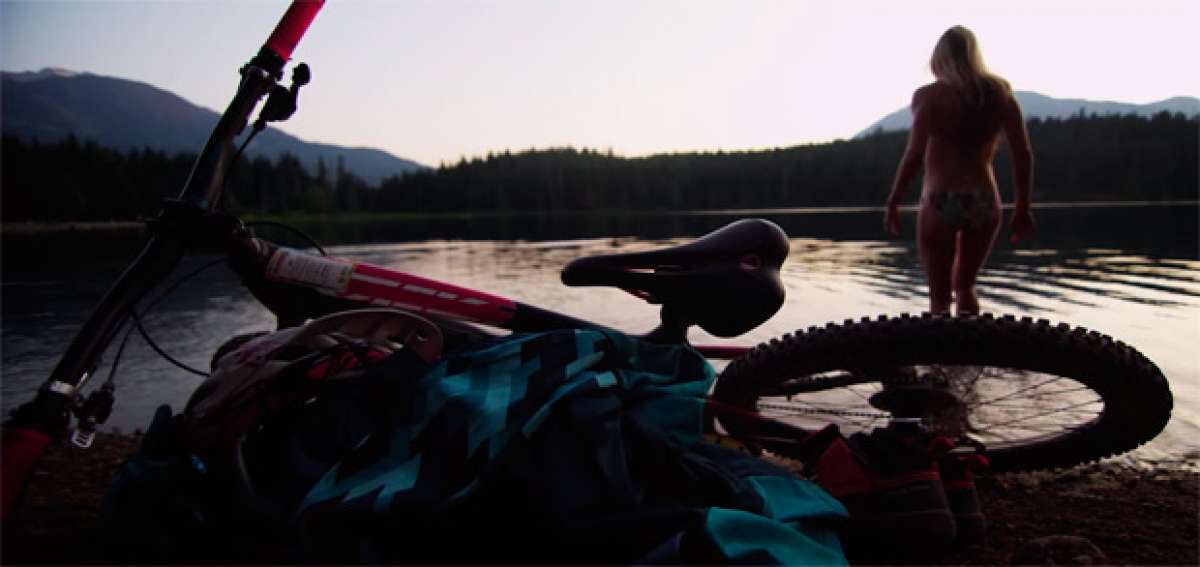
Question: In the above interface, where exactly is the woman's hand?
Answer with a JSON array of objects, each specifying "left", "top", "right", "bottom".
[
  {"left": 1009, "top": 207, "right": 1035, "bottom": 243},
  {"left": 884, "top": 203, "right": 902, "bottom": 235}
]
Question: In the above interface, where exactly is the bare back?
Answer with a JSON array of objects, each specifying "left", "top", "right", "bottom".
[{"left": 916, "top": 81, "right": 1013, "bottom": 198}]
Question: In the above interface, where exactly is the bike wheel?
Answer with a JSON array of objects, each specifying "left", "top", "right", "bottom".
[{"left": 712, "top": 313, "right": 1173, "bottom": 473}]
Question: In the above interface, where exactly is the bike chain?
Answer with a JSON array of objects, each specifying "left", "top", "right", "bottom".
[{"left": 757, "top": 399, "right": 891, "bottom": 419}]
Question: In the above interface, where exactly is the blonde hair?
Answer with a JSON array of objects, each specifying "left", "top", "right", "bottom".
[{"left": 930, "top": 26, "right": 1010, "bottom": 106}]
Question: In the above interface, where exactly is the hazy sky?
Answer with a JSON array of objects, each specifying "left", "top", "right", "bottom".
[{"left": 3, "top": 0, "right": 1197, "bottom": 166}]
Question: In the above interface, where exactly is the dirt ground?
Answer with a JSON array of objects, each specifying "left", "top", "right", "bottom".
[
  {"left": 958, "top": 463, "right": 1197, "bottom": 565},
  {"left": 2, "top": 432, "right": 1197, "bottom": 565}
]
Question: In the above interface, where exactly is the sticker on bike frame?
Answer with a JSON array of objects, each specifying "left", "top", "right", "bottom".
[
  {"left": 345, "top": 263, "right": 518, "bottom": 325},
  {"left": 266, "top": 249, "right": 353, "bottom": 295},
  {"left": 264, "top": 248, "right": 518, "bottom": 325}
]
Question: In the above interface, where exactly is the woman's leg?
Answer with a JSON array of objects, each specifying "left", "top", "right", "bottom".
[
  {"left": 917, "top": 204, "right": 958, "bottom": 315},
  {"left": 951, "top": 214, "right": 1001, "bottom": 314}
]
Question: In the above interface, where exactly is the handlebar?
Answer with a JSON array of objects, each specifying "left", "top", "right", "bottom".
[
  {"left": 264, "top": 0, "right": 324, "bottom": 63},
  {"left": 46, "top": 0, "right": 323, "bottom": 395},
  {"left": 2, "top": 0, "right": 325, "bottom": 520}
]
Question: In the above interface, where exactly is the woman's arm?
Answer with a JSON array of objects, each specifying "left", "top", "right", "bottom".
[
  {"left": 1002, "top": 92, "right": 1035, "bottom": 241},
  {"left": 884, "top": 87, "right": 930, "bottom": 234}
]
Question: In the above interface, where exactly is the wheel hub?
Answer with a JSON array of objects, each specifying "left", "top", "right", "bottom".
[{"left": 868, "top": 369, "right": 964, "bottom": 419}]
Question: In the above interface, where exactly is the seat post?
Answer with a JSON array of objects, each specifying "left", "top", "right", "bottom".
[{"left": 643, "top": 305, "right": 691, "bottom": 345}]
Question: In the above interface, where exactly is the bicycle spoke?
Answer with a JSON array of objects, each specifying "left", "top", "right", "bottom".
[
  {"left": 979, "top": 423, "right": 1088, "bottom": 436},
  {"left": 969, "top": 384, "right": 1096, "bottom": 407},
  {"left": 972, "top": 375, "right": 1073, "bottom": 406},
  {"left": 976, "top": 399, "right": 1102, "bottom": 412},
  {"left": 990, "top": 383, "right": 1094, "bottom": 394},
  {"left": 842, "top": 384, "right": 872, "bottom": 402},
  {"left": 978, "top": 398, "right": 1104, "bottom": 431},
  {"left": 971, "top": 424, "right": 1088, "bottom": 446}
]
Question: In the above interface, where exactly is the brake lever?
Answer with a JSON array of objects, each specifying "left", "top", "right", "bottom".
[
  {"left": 253, "top": 62, "right": 310, "bottom": 130},
  {"left": 70, "top": 382, "right": 115, "bottom": 449}
]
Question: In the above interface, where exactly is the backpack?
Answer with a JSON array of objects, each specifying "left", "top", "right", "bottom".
[{"left": 102, "top": 310, "right": 848, "bottom": 564}]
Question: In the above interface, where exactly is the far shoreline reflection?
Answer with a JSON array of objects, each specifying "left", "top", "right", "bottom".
[
  {"left": 3, "top": 202, "right": 1196, "bottom": 273},
  {"left": 1, "top": 203, "right": 1197, "bottom": 464}
]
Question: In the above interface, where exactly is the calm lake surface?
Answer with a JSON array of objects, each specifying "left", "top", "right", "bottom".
[{"left": 2, "top": 203, "right": 1197, "bottom": 466}]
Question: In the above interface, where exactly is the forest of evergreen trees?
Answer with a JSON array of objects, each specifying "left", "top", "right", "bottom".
[{"left": 2, "top": 111, "right": 1195, "bottom": 223}]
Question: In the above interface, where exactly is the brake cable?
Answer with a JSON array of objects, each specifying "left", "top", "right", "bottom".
[
  {"left": 71, "top": 219, "right": 326, "bottom": 446},
  {"left": 129, "top": 220, "right": 327, "bottom": 377}
]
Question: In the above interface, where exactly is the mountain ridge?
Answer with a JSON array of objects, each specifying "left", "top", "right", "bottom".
[
  {"left": 1, "top": 69, "right": 426, "bottom": 185},
  {"left": 855, "top": 90, "right": 1200, "bottom": 138},
  {"left": 5, "top": 68, "right": 1196, "bottom": 180}
]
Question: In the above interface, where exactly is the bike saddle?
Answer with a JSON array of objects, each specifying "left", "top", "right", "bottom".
[{"left": 561, "top": 218, "right": 789, "bottom": 337}]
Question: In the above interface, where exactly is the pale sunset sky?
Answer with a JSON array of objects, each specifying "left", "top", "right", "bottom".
[{"left": 3, "top": 0, "right": 1197, "bottom": 167}]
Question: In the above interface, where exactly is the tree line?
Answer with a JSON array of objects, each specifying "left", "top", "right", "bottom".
[
  {"left": 3, "top": 111, "right": 1195, "bottom": 223},
  {"left": 1, "top": 135, "right": 375, "bottom": 222}
]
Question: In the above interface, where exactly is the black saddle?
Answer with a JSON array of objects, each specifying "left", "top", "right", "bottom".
[{"left": 561, "top": 219, "right": 789, "bottom": 337}]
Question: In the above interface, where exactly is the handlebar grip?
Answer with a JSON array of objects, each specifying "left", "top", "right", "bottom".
[
  {"left": 263, "top": 0, "right": 325, "bottom": 61},
  {"left": 1, "top": 428, "right": 53, "bottom": 520}
]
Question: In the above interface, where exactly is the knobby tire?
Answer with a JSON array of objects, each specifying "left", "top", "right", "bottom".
[{"left": 713, "top": 313, "right": 1173, "bottom": 473}]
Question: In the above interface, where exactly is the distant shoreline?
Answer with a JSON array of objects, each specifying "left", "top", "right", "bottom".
[
  {"left": 0, "top": 220, "right": 146, "bottom": 235},
  {"left": 684, "top": 199, "right": 1200, "bottom": 216},
  {"left": 4, "top": 200, "right": 1197, "bottom": 235}
]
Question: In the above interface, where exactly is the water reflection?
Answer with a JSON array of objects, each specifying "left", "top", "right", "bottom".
[
  {"left": 1, "top": 204, "right": 1196, "bottom": 463},
  {"left": 791, "top": 233, "right": 1200, "bottom": 314}
]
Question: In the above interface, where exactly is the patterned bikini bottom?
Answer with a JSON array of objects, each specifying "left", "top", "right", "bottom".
[{"left": 925, "top": 191, "right": 998, "bottom": 231}]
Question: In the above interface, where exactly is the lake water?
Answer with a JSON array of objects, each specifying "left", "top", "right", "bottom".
[{"left": 2, "top": 203, "right": 1197, "bottom": 466}]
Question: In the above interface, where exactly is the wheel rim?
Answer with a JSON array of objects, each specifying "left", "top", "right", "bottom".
[{"left": 755, "top": 364, "right": 1107, "bottom": 452}]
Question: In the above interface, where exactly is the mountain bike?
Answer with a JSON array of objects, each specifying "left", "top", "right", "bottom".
[{"left": 1, "top": 0, "right": 1173, "bottom": 525}]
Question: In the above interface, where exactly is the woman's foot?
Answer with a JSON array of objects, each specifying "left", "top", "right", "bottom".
[{"left": 955, "top": 286, "right": 980, "bottom": 315}]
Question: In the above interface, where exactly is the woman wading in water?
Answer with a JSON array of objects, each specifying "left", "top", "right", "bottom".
[{"left": 885, "top": 25, "right": 1035, "bottom": 315}]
